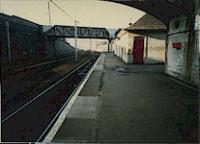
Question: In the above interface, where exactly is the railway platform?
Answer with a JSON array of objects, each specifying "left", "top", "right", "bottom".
[{"left": 48, "top": 53, "right": 198, "bottom": 143}]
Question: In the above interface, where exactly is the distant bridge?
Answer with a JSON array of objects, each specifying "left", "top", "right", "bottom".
[{"left": 45, "top": 25, "right": 110, "bottom": 40}]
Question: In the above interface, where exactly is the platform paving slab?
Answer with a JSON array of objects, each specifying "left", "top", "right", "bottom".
[{"left": 52, "top": 53, "right": 198, "bottom": 143}]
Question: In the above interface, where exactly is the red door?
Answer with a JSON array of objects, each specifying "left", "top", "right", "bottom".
[{"left": 133, "top": 37, "right": 144, "bottom": 64}]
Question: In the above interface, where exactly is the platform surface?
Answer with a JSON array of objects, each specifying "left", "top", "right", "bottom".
[{"left": 52, "top": 53, "right": 198, "bottom": 143}]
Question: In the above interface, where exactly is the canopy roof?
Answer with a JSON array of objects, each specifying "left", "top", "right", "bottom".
[
  {"left": 105, "top": 0, "right": 194, "bottom": 24},
  {"left": 126, "top": 14, "right": 167, "bottom": 31}
]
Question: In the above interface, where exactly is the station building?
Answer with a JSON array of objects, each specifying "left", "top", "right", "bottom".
[
  {"left": 112, "top": 14, "right": 167, "bottom": 64},
  {"left": 110, "top": 0, "right": 200, "bottom": 87}
]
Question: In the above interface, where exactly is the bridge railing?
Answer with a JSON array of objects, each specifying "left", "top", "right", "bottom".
[{"left": 44, "top": 25, "right": 110, "bottom": 40}]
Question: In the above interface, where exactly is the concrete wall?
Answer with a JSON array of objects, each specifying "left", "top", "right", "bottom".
[
  {"left": 113, "top": 31, "right": 165, "bottom": 64},
  {"left": 44, "top": 37, "right": 55, "bottom": 59},
  {"left": 166, "top": 15, "right": 189, "bottom": 80},
  {"left": 66, "top": 38, "right": 108, "bottom": 52},
  {"left": 0, "top": 13, "right": 41, "bottom": 67},
  {"left": 44, "top": 37, "right": 74, "bottom": 59},
  {"left": 55, "top": 38, "right": 74, "bottom": 57},
  {"left": 113, "top": 32, "right": 132, "bottom": 63},
  {"left": 190, "top": 18, "right": 199, "bottom": 86},
  {"left": 166, "top": 5, "right": 199, "bottom": 87},
  {"left": 191, "top": 0, "right": 200, "bottom": 86},
  {"left": 145, "top": 36, "right": 165, "bottom": 63}
]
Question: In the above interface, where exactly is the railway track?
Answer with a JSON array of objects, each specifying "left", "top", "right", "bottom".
[
  {"left": 1, "top": 53, "right": 99, "bottom": 142},
  {"left": 1, "top": 51, "right": 91, "bottom": 119},
  {"left": 5, "top": 50, "right": 88, "bottom": 73}
]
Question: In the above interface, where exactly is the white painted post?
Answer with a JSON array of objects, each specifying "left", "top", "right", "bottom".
[
  {"left": 90, "top": 38, "right": 92, "bottom": 51},
  {"left": 108, "top": 41, "right": 112, "bottom": 52},
  {"left": 145, "top": 36, "right": 148, "bottom": 58},
  {"left": 6, "top": 21, "right": 11, "bottom": 63},
  {"left": 75, "top": 20, "right": 78, "bottom": 62}
]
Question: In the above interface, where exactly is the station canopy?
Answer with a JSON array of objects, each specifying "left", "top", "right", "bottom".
[{"left": 105, "top": 0, "right": 194, "bottom": 24}]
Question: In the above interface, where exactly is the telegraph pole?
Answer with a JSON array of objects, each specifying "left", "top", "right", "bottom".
[
  {"left": 75, "top": 20, "right": 78, "bottom": 62},
  {"left": 0, "top": 0, "right": 1, "bottom": 13},
  {"left": 47, "top": 0, "right": 51, "bottom": 25}
]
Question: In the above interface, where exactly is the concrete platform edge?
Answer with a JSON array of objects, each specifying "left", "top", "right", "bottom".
[{"left": 43, "top": 54, "right": 102, "bottom": 142}]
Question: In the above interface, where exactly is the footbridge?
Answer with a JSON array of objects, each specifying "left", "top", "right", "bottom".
[{"left": 45, "top": 25, "right": 111, "bottom": 40}]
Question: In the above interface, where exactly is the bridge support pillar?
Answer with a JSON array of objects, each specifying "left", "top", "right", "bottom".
[{"left": 108, "top": 39, "right": 113, "bottom": 53}]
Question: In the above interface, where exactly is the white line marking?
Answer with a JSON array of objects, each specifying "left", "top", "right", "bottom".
[{"left": 43, "top": 54, "right": 102, "bottom": 142}]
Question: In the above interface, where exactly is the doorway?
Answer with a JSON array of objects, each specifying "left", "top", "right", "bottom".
[{"left": 133, "top": 36, "right": 144, "bottom": 64}]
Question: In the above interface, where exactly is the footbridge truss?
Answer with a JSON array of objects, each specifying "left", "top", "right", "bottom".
[{"left": 45, "top": 25, "right": 110, "bottom": 40}]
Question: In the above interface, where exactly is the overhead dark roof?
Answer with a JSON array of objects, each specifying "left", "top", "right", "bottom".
[
  {"left": 126, "top": 14, "right": 167, "bottom": 31},
  {"left": 104, "top": 0, "right": 194, "bottom": 24}
]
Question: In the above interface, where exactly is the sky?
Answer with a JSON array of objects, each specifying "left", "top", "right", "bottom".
[
  {"left": 0, "top": 0, "right": 145, "bottom": 29},
  {"left": 0, "top": 0, "right": 145, "bottom": 51}
]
